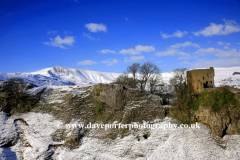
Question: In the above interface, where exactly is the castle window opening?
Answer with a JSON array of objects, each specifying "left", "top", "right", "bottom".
[{"left": 203, "top": 81, "right": 209, "bottom": 88}]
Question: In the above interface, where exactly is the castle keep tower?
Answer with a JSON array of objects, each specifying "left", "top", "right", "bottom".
[{"left": 187, "top": 67, "right": 214, "bottom": 94}]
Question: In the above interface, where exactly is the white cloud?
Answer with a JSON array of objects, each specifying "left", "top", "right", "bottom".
[
  {"left": 77, "top": 60, "right": 98, "bottom": 65},
  {"left": 148, "top": 57, "right": 155, "bottom": 60},
  {"left": 237, "top": 43, "right": 240, "bottom": 45},
  {"left": 161, "top": 30, "right": 188, "bottom": 38},
  {"left": 99, "top": 49, "right": 116, "bottom": 54},
  {"left": 192, "top": 19, "right": 240, "bottom": 36},
  {"left": 183, "top": 60, "right": 190, "bottom": 64},
  {"left": 135, "top": 45, "right": 155, "bottom": 52},
  {"left": 217, "top": 41, "right": 225, "bottom": 46},
  {"left": 224, "top": 46, "right": 231, "bottom": 50},
  {"left": 101, "top": 59, "right": 119, "bottom": 66},
  {"left": 64, "top": 31, "right": 73, "bottom": 34},
  {"left": 170, "top": 41, "right": 200, "bottom": 48},
  {"left": 192, "top": 58, "right": 240, "bottom": 68},
  {"left": 125, "top": 17, "right": 130, "bottom": 22},
  {"left": 43, "top": 35, "right": 75, "bottom": 49},
  {"left": 124, "top": 56, "right": 145, "bottom": 62},
  {"left": 217, "top": 41, "right": 231, "bottom": 46},
  {"left": 85, "top": 23, "right": 107, "bottom": 33},
  {"left": 83, "top": 32, "right": 99, "bottom": 41},
  {"left": 119, "top": 45, "right": 155, "bottom": 55},
  {"left": 120, "top": 48, "right": 139, "bottom": 55},
  {"left": 47, "top": 30, "right": 58, "bottom": 34},
  {"left": 155, "top": 49, "right": 190, "bottom": 58},
  {"left": 195, "top": 47, "right": 240, "bottom": 58}
]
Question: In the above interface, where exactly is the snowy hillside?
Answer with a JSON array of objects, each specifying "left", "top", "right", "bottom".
[
  {"left": 0, "top": 66, "right": 240, "bottom": 88},
  {"left": 0, "top": 67, "right": 121, "bottom": 87},
  {"left": 214, "top": 67, "right": 240, "bottom": 88}
]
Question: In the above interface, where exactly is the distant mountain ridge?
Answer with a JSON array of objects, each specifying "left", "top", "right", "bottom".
[
  {"left": 0, "top": 66, "right": 240, "bottom": 88},
  {"left": 0, "top": 67, "right": 121, "bottom": 87}
]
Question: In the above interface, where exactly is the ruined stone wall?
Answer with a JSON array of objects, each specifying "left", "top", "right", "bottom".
[{"left": 187, "top": 67, "right": 214, "bottom": 94}]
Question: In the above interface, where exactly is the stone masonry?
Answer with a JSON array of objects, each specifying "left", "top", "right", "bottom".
[{"left": 187, "top": 67, "right": 214, "bottom": 94}]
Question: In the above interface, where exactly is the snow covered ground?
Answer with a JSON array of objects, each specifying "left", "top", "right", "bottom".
[
  {"left": 1, "top": 112, "right": 240, "bottom": 160},
  {"left": 53, "top": 118, "right": 240, "bottom": 160}
]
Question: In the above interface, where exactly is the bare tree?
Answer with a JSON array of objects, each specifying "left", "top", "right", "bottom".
[
  {"left": 127, "top": 63, "right": 140, "bottom": 88},
  {"left": 148, "top": 74, "right": 162, "bottom": 93},
  {"left": 113, "top": 74, "right": 126, "bottom": 86},
  {"left": 123, "top": 70, "right": 129, "bottom": 87},
  {"left": 113, "top": 74, "right": 136, "bottom": 88},
  {"left": 169, "top": 68, "right": 188, "bottom": 108},
  {"left": 139, "top": 62, "right": 160, "bottom": 90}
]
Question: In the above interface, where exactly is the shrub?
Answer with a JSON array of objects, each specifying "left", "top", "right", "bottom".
[
  {"left": 1, "top": 78, "right": 38, "bottom": 114},
  {"left": 212, "top": 102, "right": 222, "bottom": 112},
  {"left": 224, "top": 90, "right": 237, "bottom": 105},
  {"left": 181, "top": 115, "right": 190, "bottom": 124},
  {"left": 95, "top": 99, "right": 104, "bottom": 117},
  {"left": 96, "top": 88, "right": 103, "bottom": 96},
  {"left": 187, "top": 88, "right": 238, "bottom": 112},
  {"left": 188, "top": 98, "right": 200, "bottom": 111}
]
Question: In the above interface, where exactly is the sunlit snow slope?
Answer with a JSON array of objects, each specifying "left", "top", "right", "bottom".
[{"left": 0, "top": 67, "right": 121, "bottom": 87}]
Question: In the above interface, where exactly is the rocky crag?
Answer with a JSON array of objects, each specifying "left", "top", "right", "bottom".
[
  {"left": 35, "top": 84, "right": 165, "bottom": 143},
  {"left": 170, "top": 87, "right": 240, "bottom": 137},
  {"left": 1, "top": 83, "right": 165, "bottom": 152}
]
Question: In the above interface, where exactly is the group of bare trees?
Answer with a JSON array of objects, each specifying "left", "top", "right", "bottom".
[
  {"left": 114, "top": 62, "right": 190, "bottom": 106},
  {"left": 113, "top": 62, "right": 162, "bottom": 92}
]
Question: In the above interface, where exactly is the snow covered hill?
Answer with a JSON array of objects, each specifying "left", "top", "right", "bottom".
[
  {"left": 0, "top": 67, "right": 121, "bottom": 87},
  {"left": 0, "top": 66, "right": 240, "bottom": 88},
  {"left": 214, "top": 67, "right": 240, "bottom": 88}
]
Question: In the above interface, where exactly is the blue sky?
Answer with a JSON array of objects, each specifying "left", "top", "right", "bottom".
[{"left": 1, "top": 0, "right": 240, "bottom": 73}]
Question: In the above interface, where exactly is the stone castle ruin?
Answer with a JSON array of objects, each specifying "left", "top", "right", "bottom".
[{"left": 187, "top": 67, "right": 214, "bottom": 94}]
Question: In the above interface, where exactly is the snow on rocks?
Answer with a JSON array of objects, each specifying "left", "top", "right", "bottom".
[
  {"left": 0, "top": 112, "right": 64, "bottom": 159},
  {"left": 50, "top": 117, "right": 240, "bottom": 160},
  {"left": 1, "top": 113, "right": 240, "bottom": 159},
  {"left": 0, "top": 112, "right": 18, "bottom": 148}
]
